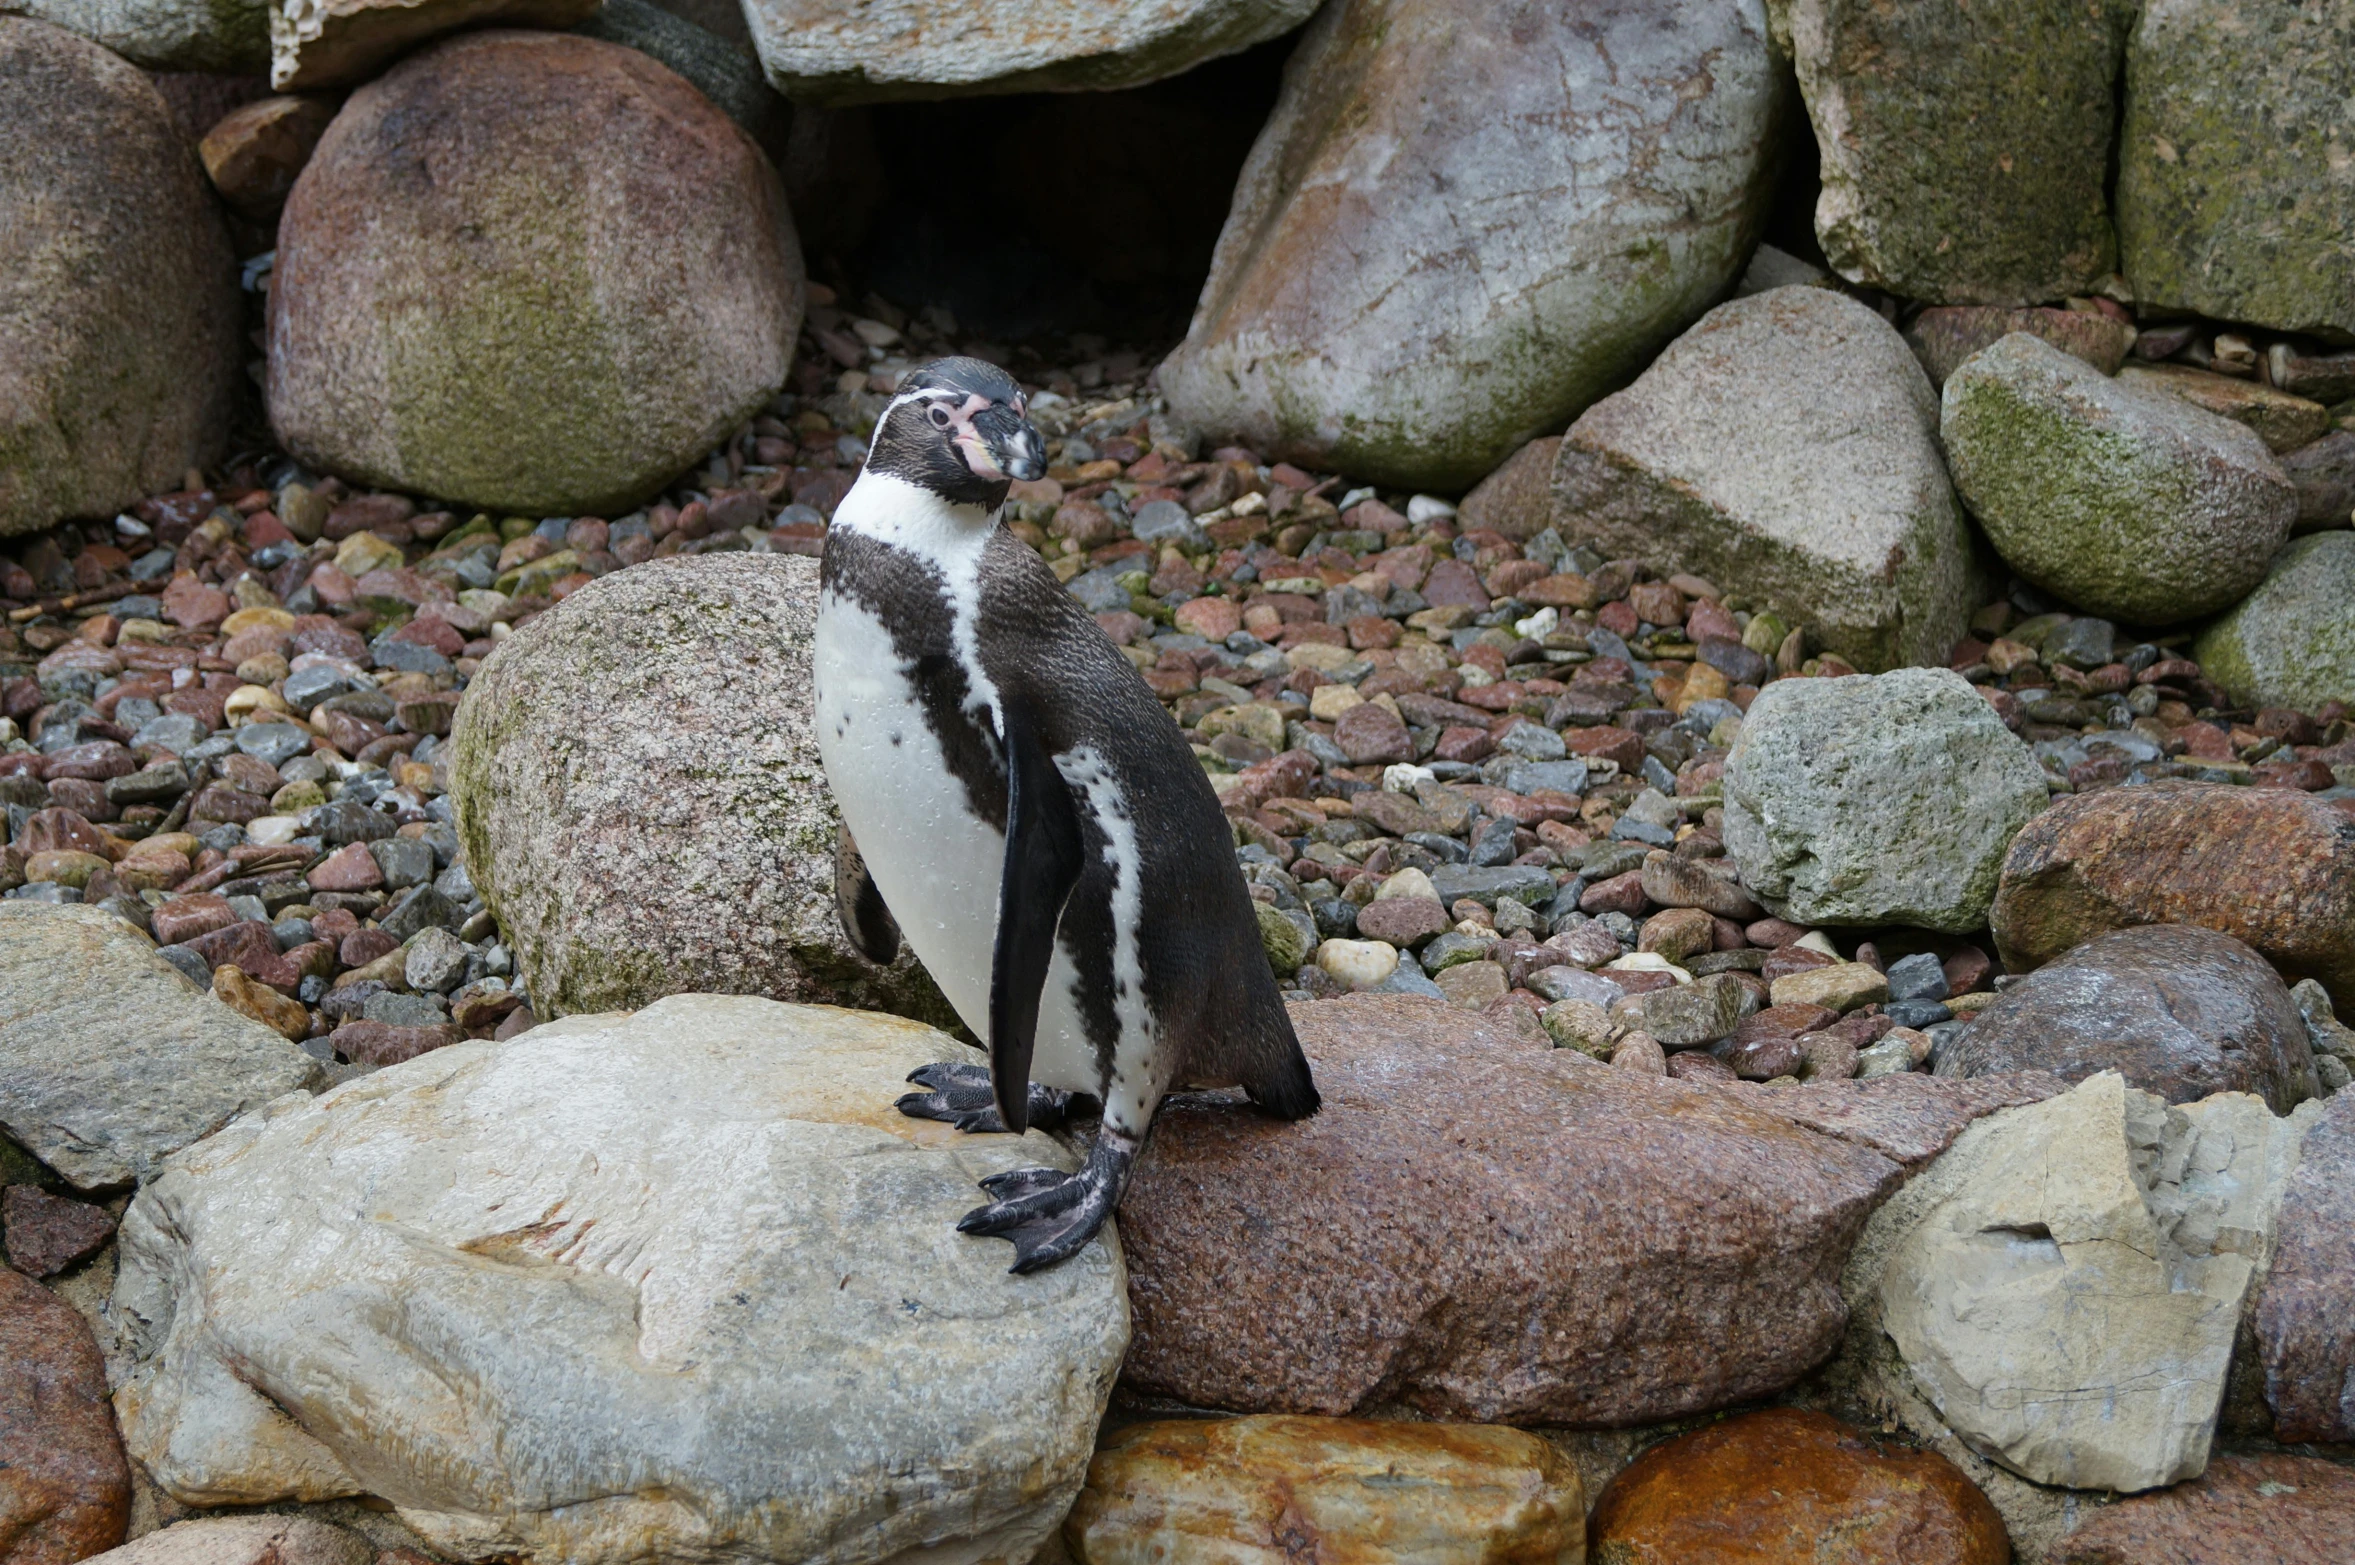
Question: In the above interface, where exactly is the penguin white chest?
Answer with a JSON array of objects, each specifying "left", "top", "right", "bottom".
[{"left": 812, "top": 592, "right": 1101, "bottom": 1094}]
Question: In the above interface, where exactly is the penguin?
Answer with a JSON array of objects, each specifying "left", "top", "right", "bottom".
[{"left": 812, "top": 356, "right": 1320, "bottom": 1273}]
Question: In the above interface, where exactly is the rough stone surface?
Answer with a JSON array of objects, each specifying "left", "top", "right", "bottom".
[
  {"left": 1117, "top": 995, "right": 2029, "bottom": 1426},
  {"left": 2116, "top": 0, "right": 2355, "bottom": 341},
  {"left": 1159, "top": 0, "right": 1784, "bottom": 490},
  {"left": 0, "top": 904, "right": 322, "bottom": 1192},
  {"left": 1551, "top": 288, "right": 1977, "bottom": 672},
  {"left": 452, "top": 554, "right": 952, "bottom": 1024},
  {"left": 2255, "top": 1087, "right": 2355, "bottom": 1444},
  {"left": 0, "top": 0, "right": 265, "bottom": 70},
  {"left": 1861, "top": 1072, "right": 2312, "bottom": 1493},
  {"left": 0, "top": 18, "right": 240, "bottom": 538},
  {"left": 1066, "top": 1416, "right": 1585, "bottom": 1565},
  {"left": 1941, "top": 332, "right": 2297, "bottom": 624},
  {"left": 1990, "top": 781, "right": 2355, "bottom": 1013},
  {"left": 1586, "top": 1407, "right": 2008, "bottom": 1564},
  {"left": 1454, "top": 438, "right": 1562, "bottom": 544},
  {"left": 110, "top": 995, "right": 1128, "bottom": 1565},
  {"left": 1723, "top": 669, "right": 2047, "bottom": 932},
  {"left": 1768, "top": 0, "right": 2125, "bottom": 304},
  {"left": 1, "top": 1184, "right": 116, "bottom": 1277},
  {"left": 2281, "top": 428, "right": 2355, "bottom": 535},
  {"left": 1904, "top": 306, "right": 2133, "bottom": 389},
  {"left": 2193, "top": 532, "right": 2355, "bottom": 712},
  {"left": 271, "top": 0, "right": 600, "bottom": 89},
  {"left": 77, "top": 1518, "right": 370, "bottom": 1565},
  {"left": 267, "top": 30, "right": 803, "bottom": 517},
  {"left": 196, "top": 95, "right": 334, "bottom": 220},
  {"left": 575, "top": 0, "right": 785, "bottom": 153},
  {"left": 2053, "top": 1454, "right": 2355, "bottom": 1564},
  {"left": 2118, "top": 363, "right": 2334, "bottom": 455},
  {"left": 1945, "top": 925, "right": 2318, "bottom": 1115},
  {"left": 744, "top": 0, "right": 1317, "bottom": 103},
  {"left": 0, "top": 1268, "right": 133, "bottom": 1565}
]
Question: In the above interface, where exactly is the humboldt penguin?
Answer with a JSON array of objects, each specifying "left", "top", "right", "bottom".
[{"left": 812, "top": 356, "right": 1319, "bottom": 1272}]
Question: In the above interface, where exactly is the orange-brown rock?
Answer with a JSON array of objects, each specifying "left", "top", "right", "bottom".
[
  {"left": 197, "top": 95, "right": 334, "bottom": 219},
  {"left": 0, "top": 1269, "right": 132, "bottom": 1565},
  {"left": 1990, "top": 781, "right": 2355, "bottom": 1010},
  {"left": 1455, "top": 438, "right": 1563, "bottom": 543},
  {"left": 1586, "top": 1408, "right": 2006, "bottom": 1564},
  {"left": 2052, "top": 1453, "right": 2355, "bottom": 1564},
  {"left": 1118, "top": 995, "right": 2056, "bottom": 1424},
  {"left": 1067, "top": 1416, "right": 1585, "bottom": 1565}
]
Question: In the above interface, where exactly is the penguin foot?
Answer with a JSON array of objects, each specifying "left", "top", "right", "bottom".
[
  {"left": 958, "top": 1128, "right": 1137, "bottom": 1274},
  {"left": 897, "top": 1061, "right": 1098, "bottom": 1133}
]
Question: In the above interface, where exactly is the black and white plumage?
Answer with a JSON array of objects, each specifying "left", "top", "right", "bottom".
[{"left": 813, "top": 357, "right": 1319, "bottom": 1272}]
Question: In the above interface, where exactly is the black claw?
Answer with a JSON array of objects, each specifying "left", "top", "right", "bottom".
[{"left": 896, "top": 1063, "right": 1092, "bottom": 1133}]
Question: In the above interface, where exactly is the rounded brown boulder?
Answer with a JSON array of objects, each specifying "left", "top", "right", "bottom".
[
  {"left": 1945, "top": 924, "right": 2317, "bottom": 1115},
  {"left": 0, "top": 18, "right": 240, "bottom": 539},
  {"left": 0, "top": 1268, "right": 133, "bottom": 1565},
  {"left": 267, "top": 29, "right": 803, "bottom": 517},
  {"left": 1990, "top": 780, "right": 2355, "bottom": 1013},
  {"left": 1587, "top": 1408, "right": 2007, "bottom": 1564}
]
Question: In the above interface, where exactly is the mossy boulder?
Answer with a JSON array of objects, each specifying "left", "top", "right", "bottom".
[
  {"left": 2117, "top": 0, "right": 2355, "bottom": 341},
  {"left": 1768, "top": 0, "right": 2127, "bottom": 305},
  {"left": 1941, "top": 332, "right": 2296, "bottom": 625},
  {"left": 1551, "top": 287, "right": 1979, "bottom": 673},
  {"left": 0, "top": 18, "right": 241, "bottom": 538},
  {"left": 2193, "top": 533, "right": 2355, "bottom": 712},
  {"left": 267, "top": 29, "right": 803, "bottom": 517},
  {"left": 448, "top": 553, "right": 957, "bottom": 1027},
  {"left": 1158, "top": 0, "right": 1785, "bottom": 491},
  {"left": 4, "top": 0, "right": 268, "bottom": 71}
]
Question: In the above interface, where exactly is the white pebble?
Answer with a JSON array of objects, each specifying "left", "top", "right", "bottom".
[
  {"left": 1604, "top": 952, "right": 1692, "bottom": 984},
  {"left": 1795, "top": 931, "right": 1841, "bottom": 957},
  {"left": 1407, "top": 494, "right": 1458, "bottom": 524},
  {"left": 1382, "top": 763, "right": 1435, "bottom": 794},
  {"left": 1514, "top": 606, "right": 1559, "bottom": 640},
  {"left": 1375, "top": 867, "right": 1438, "bottom": 902},
  {"left": 1316, "top": 938, "right": 1399, "bottom": 991},
  {"left": 244, "top": 816, "right": 303, "bottom": 847}
]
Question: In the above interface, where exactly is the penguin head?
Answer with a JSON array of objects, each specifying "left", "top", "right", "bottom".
[{"left": 865, "top": 357, "right": 1046, "bottom": 509}]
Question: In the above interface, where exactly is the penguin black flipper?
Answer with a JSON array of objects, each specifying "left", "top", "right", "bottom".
[
  {"left": 834, "top": 825, "right": 901, "bottom": 965},
  {"left": 987, "top": 701, "right": 1084, "bottom": 1135}
]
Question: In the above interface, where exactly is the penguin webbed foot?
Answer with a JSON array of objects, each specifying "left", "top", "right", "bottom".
[
  {"left": 959, "top": 1129, "right": 1137, "bottom": 1274},
  {"left": 897, "top": 1061, "right": 1098, "bottom": 1134}
]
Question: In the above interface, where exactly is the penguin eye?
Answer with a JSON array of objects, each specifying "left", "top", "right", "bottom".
[{"left": 928, "top": 405, "right": 953, "bottom": 430}]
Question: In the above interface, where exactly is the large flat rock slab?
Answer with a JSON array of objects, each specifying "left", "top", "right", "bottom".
[
  {"left": 0, "top": 903, "right": 322, "bottom": 1192},
  {"left": 109, "top": 995, "right": 1128, "bottom": 1565},
  {"left": 1117, "top": 995, "right": 2041, "bottom": 1427}
]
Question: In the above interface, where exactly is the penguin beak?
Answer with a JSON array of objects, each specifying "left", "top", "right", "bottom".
[{"left": 968, "top": 405, "right": 1046, "bottom": 483}]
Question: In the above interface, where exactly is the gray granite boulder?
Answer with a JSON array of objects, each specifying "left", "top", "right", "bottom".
[
  {"left": 450, "top": 554, "right": 956, "bottom": 1026},
  {"left": 0, "top": 0, "right": 266, "bottom": 70},
  {"left": 1723, "top": 668, "right": 2048, "bottom": 931},
  {"left": 111, "top": 995, "right": 1128, "bottom": 1565},
  {"left": 1158, "top": 0, "right": 1784, "bottom": 491},
  {"left": 0, "top": 904, "right": 322, "bottom": 1191},
  {"left": 0, "top": 19, "right": 241, "bottom": 538},
  {"left": 2193, "top": 532, "right": 2355, "bottom": 712},
  {"left": 1941, "top": 332, "right": 2296, "bottom": 624},
  {"left": 744, "top": 0, "right": 1319, "bottom": 103},
  {"left": 1768, "top": 0, "right": 2126, "bottom": 304},
  {"left": 2117, "top": 0, "right": 2355, "bottom": 341},
  {"left": 1552, "top": 287, "right": 1978, "bottom": 672}
]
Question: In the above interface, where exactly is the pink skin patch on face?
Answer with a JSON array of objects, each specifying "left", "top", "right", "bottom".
[{"left": 945, "top": 392, "right": 1008, "bottom": 479}]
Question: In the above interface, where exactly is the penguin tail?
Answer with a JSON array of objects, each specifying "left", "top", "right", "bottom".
[{"left": 1244, "top": 1014, "right": 1322, "bottom": 1122}]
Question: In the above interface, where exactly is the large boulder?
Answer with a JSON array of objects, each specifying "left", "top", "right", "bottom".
[
  {"left": 1990, "top": 781, "right": 2355, "bottom": 1013},
  {"left": 1942, "top": 925, "right": 2317, "bottom": 1115},
  {"left": 266, "top": 30, "right": 803, "bottom": 517},
  {"left": 2254, "top": 1088, "right": 2355, "bottom": 1444},
  {"left": 77, "top": 1519, "right": 369, "bottom": 1565},
  {"left": 1904, "top": 305, "right": 2132, "bottom": 390},
  {"left": 744, "top": 0, "right": 1317, "bottom": 102},
  {"left": 2116, "top": 0, "right": 2355, "bottom": 342},
  {"left": 1850, "top": 1072, "right": 2316, "bottom": 1493},
  {"left": 0, "top": 1269, "right": 133, "bottom": 1565},
  {"left": 0, "top": 0, "right": 264, "bottom": 69},
  {"left": 1721, "top": 668, "right": 2048, "bottom": 932},
  {"left": 1767, "top": 0, "right": 2125, "bottom": 304},
  {"left": 110, "top": 995, "right": 1129, "bottom": 1565},
  {"left": 450, "top": 554, "right": 953, "bottom": 1025},
  {"left": 2052, "top": 1454, "right": 2355, "bottom": 1565},
  {"left": 0, "top": 904, "right": 322, "bottom": 1192},
  {"left": 1157, "top": 0, "right": 1784, "bottom": 492},
  {"left": 1941, "top": 332, "right": 2296, "bottom": 625},
  {"left": 575, "top": 0, "right": 786, "bottom": 154},
  {"left": 2192, "top": 532, "right": 2355, "bottom": 712},
  {"left": 1116, "top": 994, "right": 2057, "bottom": 1425},
  {"left": 1586, "top": 1408, "right": 2007, "bottom": 1564},
  {"left": 1550, "top": 288, "right": 1978, "bottom": 671},
  {"left": 0, "top": 19, "right": 240, "bottom": 538},
  {"left": 270, "top": 0, "right": 601, "bottom": 89},
  {"left": 1066, "top": 1416, "right": 1585, "bottom": 1565}
]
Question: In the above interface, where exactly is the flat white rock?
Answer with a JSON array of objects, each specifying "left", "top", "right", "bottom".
[{"left": 110, "top": 995, "right": 1129, "bottom": 1565}]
